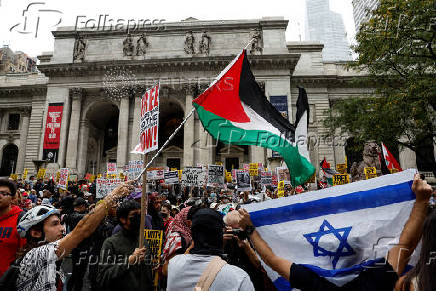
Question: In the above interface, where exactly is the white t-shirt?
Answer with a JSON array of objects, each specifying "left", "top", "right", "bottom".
[{"left": 167, "top": 254, "right": 255, "bottom": 291}]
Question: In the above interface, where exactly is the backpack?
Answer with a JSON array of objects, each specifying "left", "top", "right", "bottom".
[{"left": 0, "top": 257, "right": 23, "bottom": 291}]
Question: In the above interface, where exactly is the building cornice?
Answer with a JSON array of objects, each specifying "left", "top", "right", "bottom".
[
  {"left": 0, "top": 85, "right": 47, "bottom": 97},
  {"left": 52, "top": 19, "right": 289, "bottom": 39},
  {"left": 38, "top": 54, "right": 301, "bottom": 78}
]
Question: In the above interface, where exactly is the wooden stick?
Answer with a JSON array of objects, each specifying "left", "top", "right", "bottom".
[{"left": 139, "top": 153, "right": 148, "bottom": 247}]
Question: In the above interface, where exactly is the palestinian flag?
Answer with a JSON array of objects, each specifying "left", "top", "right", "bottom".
[
  {"left": 320, "top": 157, "right": 336, "bottom": 186},
  {"left": 192, "top": 50, "right": 315, "bottom": 186}
]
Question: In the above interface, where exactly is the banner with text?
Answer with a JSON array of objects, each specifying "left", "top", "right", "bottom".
[
  {"left": 181, "top": 167, "right": 206, "bottom": 186},
  {"left": 133, "top": 82, "right": 160, "bottom": 154},
  {"left": 43, "top": 103, "right": 63, "bottom": 162}
]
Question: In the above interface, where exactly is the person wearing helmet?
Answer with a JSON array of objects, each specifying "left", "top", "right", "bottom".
[
  {"left": 15, "top": 181, "right": 134, "bottom": 291},
  {"left": 0, "top": 179, "right": 25, "bottom": 278}
]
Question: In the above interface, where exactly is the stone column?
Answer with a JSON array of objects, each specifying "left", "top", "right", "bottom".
[
  {"left": 199, "top": 128, "right": 213, "bottom": 166},
  {"left": 66, "top": 88, "right": 83, "bottom": 172},
  {"left": 77, "top": 119, "right": 90, "bottom": 177},
  {"left": 117, "top": 95, "right": 130, "bottom": 170},
  {"left": 183, "top": 85, "right": 196, "bottom": 167},
  {"left": 130, "top": 94, "right": 142, "bottom": 161},
  {"left": 16, "top": 108, "right": 31, "bottom": 174},
  {"left": 58, "top": 89, "right": 71, "bottom": 167}
]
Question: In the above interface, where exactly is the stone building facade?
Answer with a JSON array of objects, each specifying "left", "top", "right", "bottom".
[{"left": 0, "top": 17, "right": 432, "bottom": 180}]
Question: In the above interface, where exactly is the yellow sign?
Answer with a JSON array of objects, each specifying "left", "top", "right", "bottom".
[
  {"left": 119, "top": 173, "right": 125, "bottom": 180},
  {"left": 9, "top": 174, "right": 18, "bottom": 181},
  {"left": 249, "top": 163, "right": 259, "bottom": 176},
  {"left": 22, "top": 168, "right": 28, "bottom": 180},
  {"left": 90, "top": 175, "right": 96, "bottom": 183},
  {"left": 278, "top": 181, "right": 285, "bottom": 197},
  {"left": 336, "top": 163, "right": 347, "bottom": 174},
  {"left": 170, "top": 168, "right": 178, "bottom": 171},
  {"left": 390, "top": 168, "right": 399, "bottom": 174},
  {"left": 215, "top": 161, "right": 223, "bottom": 166},
  {"left": 333, "top": 174, "right": 350, "bottom": 186},
  {"left": 364, "top": 167, "right": 377, "bottom": 180},
  {"left": 97, "top": 173, "right": 102, "bottom": 179},
  {"left": 37, "top": 168, "right": 46, "bottom": 179},
  {"left": 178, "top": 170, "right": 183, "bottom": 182},
  {"left": 226, "top": 172, "right": 232, "bottom": 183},
  {"left": 144, "top": 229, "right": 164, "bottom": 290}
]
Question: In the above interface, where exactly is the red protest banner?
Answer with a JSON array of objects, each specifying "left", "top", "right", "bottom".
[{"left": 43, "top": 103, "right": 63, "bottom": 150}]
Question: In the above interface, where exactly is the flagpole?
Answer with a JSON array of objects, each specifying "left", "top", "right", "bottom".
[
  {"left": 134, "top": 107, "right": 196, "bottom": 181},
  {"left": 138, "top": 152, "right": 148, "bottom": 248},
  {"left": 134, "top": 38, "right": 255, "bottom": 182}
]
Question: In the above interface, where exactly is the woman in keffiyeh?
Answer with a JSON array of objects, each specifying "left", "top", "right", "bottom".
[{"left": 162, "top": 206, "right": 192, "bottom": 264}]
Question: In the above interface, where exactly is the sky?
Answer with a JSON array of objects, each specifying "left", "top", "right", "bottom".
[{"left": 0, "top": 0, "right": 356, "bottom": 58}]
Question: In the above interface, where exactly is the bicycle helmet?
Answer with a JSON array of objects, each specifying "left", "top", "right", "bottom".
[{"left": 17, "top": 205, "right": 60, "bottom": 238}]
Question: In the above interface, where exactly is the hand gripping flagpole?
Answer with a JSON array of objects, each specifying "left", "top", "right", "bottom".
[{"left": 134, "top": 36, "right": 256, "bottom": 182}]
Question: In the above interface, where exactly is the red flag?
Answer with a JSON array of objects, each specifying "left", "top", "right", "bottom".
[{"left": 381, "top": 143, "right": 402, "bottom": 171}]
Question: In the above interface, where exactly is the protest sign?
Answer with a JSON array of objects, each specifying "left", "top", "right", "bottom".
[
  {"left": 37, "top": 168, "right": 46, "bottom": 180},
  {"left": 9, "top": 174, "right": 18, "bottom": 181},
  {"left": 272, "top": 174, "right": 278, "bottom": 187},
  {"left": 144, "top": 229, "right": 164, "bottom": 289},
  {"left": 134, "top": 82, "right": 160, "bottom": 154},
  {"left": 278, "top": 181, "right": 285, "bottom": 197},
  {"left": 58, "top": 168, "right": 69, "bottom": 189},
  {"left": 164, "top": 171, "right": 179, "bottom": 184},
  {"left": 261, "top": 171, "right": 273, "bottom": 186},
  {"left": 181, "top": 167, "right": 205, "bottom": 186},
  {"left": 333, "top": 174, "right": 350, "bottom": 186},
  {"left": 276, "top": 167, "right": 290, "bottom": 184},
  {"left": 207, "top": 165, "right": 224, "bottom": 186},
  {"left": 96, "top": 178, "right": 122, "bottom": 198},
  {"left": 147, "top": 168, "right": 165, "bottom": 180},
  {"left": 236, "top": 170, "right": 251, "bottom": 191},
  {"left": 128, "top": 160, "right": 143, "bottom": 180},
  {"left": 22, "top": 168, "right": 28, "bottom": 180},
  {"left": 107, "top": 163, "right": 117, "bottom": 175},
  {"left": 226, "top": 172, "right": 232, "bottom": 183},
  {"left": 249, "top": 163, "right": 259, "bottom": 176},
  {"left": 336, "top": 163, "right": 347, "bottom": 174},
  {"left": 364, "top": 167, "right": 377, "bottom": 179}
]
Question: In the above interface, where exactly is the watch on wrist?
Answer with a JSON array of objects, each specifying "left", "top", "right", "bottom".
[{"left": 245, "top": 225, "right": 256, "bottom": 236}]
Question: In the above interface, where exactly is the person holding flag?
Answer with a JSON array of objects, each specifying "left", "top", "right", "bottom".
[{"left": 234, "top": 174, "right": 433, "bottom": 291}]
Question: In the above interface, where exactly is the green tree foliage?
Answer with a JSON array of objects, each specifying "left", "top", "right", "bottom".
[{"left": 325, "top": 0, "right": 435, "bottom": 171}]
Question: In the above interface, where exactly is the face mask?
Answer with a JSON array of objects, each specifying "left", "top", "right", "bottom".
[
  {"left": 161, "top": 212, "right": 168, "bottom": 218},
  {"left": 128, "top": 213, "right": 141, "bottom": 234}
]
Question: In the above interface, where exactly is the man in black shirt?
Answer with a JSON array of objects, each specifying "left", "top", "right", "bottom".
[{"left": 237, "top": 174, "right": 433, "bottom": 291}]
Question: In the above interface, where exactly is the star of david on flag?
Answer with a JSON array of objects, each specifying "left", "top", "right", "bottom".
[
  {"left": 303, "top": 220, "right": 355, "bottom": 269},
  {"left": 243, "top": 169, "right": 418, "bottom": 290}
]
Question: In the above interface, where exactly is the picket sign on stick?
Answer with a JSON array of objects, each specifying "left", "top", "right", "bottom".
[{"left": 134, "top": 107, "right": 195, "bottom": 181}]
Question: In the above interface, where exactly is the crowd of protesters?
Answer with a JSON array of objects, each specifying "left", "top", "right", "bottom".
[{"left": 0, "top": 172, "right": 435, "bottom": 291}]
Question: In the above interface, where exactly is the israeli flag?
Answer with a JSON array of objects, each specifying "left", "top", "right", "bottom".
[{"left": 243, "top": 169, "right": 417, "bottom": 290}]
